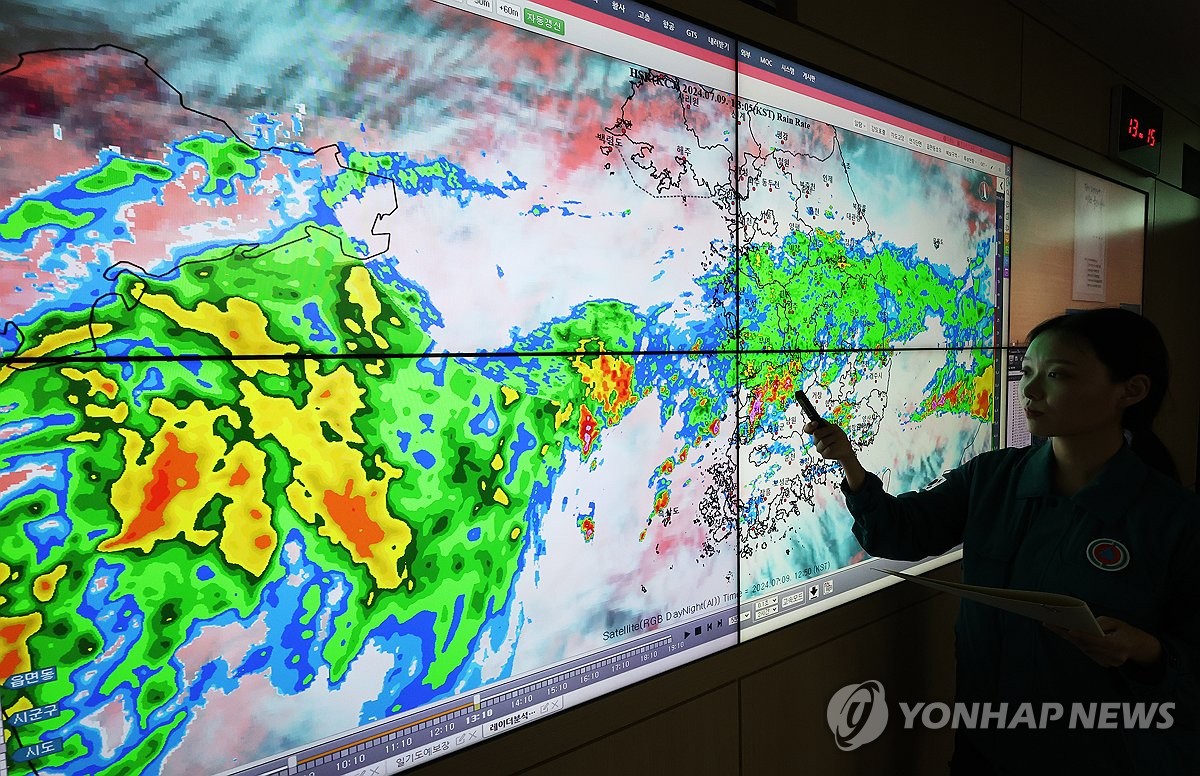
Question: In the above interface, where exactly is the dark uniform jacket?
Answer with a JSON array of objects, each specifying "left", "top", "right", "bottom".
[{"left": 842, "top": 442, "right": 1200, "bottom": 774}]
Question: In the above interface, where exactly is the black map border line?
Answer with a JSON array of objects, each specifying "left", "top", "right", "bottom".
[
  {"left": 0, "top": 343, "right": 1007, "bottom": 368},
  {"left": 0, "top": 46, "right": 1001, "bottom": 369}
]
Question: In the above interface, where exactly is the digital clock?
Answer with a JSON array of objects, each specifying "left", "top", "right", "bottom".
[{"left": 1112, "top": 85, "right": 1163, "bottom": 175}]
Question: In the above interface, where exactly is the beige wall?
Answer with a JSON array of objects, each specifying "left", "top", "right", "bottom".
[
  {"left": 1008, "top": 148, "right": 1146, "bottom": 342},
  {"left": 416, "top": 2, "right": 1200, "bottom": 773}
]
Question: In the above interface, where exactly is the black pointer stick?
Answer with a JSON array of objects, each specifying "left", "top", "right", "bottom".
[{"left": 795, "top": 389, "right": 827, "bottom": 427}]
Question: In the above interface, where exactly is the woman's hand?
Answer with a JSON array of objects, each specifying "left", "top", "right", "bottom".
[
  {"left": 804, "top": 421, "right": 867, "bottom": 491},
  {"left": 804, "top": 421, "right": 854, "bottom": 461},
  {"left": 1044, "top": 616, "right": 1163, "bottom": 668}
]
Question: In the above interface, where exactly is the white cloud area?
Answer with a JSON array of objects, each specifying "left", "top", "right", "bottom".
[
  {"left": 160, "top": 632, "right": 400, "bottom": 776},
  {"left": 496, "top": 367, "right": 738, "bottom": 673},
  {"left": 368, "top": 142, "right": 726, "bottom": 352}
]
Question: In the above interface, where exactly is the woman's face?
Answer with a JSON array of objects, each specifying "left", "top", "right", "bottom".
[{"left": 1019, "top": 330, "right": 1141, "bottom": 440}]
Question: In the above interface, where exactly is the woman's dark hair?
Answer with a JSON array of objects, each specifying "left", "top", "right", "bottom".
[{"left": 1027, "top": 307, "right": 1179, "bottom": 481}]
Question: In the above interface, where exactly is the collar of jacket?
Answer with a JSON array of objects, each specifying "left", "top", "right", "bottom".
[{"left": 1014, "top": 441, "right": 1149, "bottom": 524}]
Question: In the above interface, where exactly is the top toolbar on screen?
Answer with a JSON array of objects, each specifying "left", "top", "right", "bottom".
[{"left": 437, "top": 0, "right": 737, "bottom": 89}]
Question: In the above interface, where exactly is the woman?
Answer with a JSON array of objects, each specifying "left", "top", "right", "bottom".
[{"left": 804, "top": 308, "right": 1199, "bottom": 774}]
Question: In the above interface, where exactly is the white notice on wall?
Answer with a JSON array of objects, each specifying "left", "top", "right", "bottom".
[{"left": 1072, "top": 174, "right": 1107, "bottom": 302}]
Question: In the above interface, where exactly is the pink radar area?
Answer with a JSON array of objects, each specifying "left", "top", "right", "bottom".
[{"left": 0, "top": 47, "right": 229, "bottom": 204}]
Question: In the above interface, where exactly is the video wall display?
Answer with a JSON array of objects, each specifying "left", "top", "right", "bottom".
[
  {"left": 733, "top": 43, "right": 1008, "bottom": 636},
  {"left": 0, "top": 0, "right": 1009, "bottom": 773}
]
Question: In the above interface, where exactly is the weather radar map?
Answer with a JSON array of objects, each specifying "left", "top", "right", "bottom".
[
  {"left": 732, "top": 73, "right": 1004, "bottom": 606},
  {"left": 0, "top": 1, "right": 1009, "bottom": 774}
]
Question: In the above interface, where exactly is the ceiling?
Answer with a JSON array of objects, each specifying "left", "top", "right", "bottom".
[{"left": 1014, "top": 0, "right": 1200, "bottom": 128}]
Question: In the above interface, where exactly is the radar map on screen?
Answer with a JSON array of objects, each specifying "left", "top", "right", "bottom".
[{"left": 0, "top": 1, "right": 1007, "bottom": 773}]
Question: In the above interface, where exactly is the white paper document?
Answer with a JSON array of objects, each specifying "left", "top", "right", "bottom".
[
  {"left": 1072, "top": 173, "right": 1107, "bottom": 302},
  {"left": 881, "top": 569, "right": 1104, "bottom": 635}
]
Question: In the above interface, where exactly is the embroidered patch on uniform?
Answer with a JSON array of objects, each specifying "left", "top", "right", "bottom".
[{"left": 1086, "top": 539, "right": 1129, "bottom": 571}]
